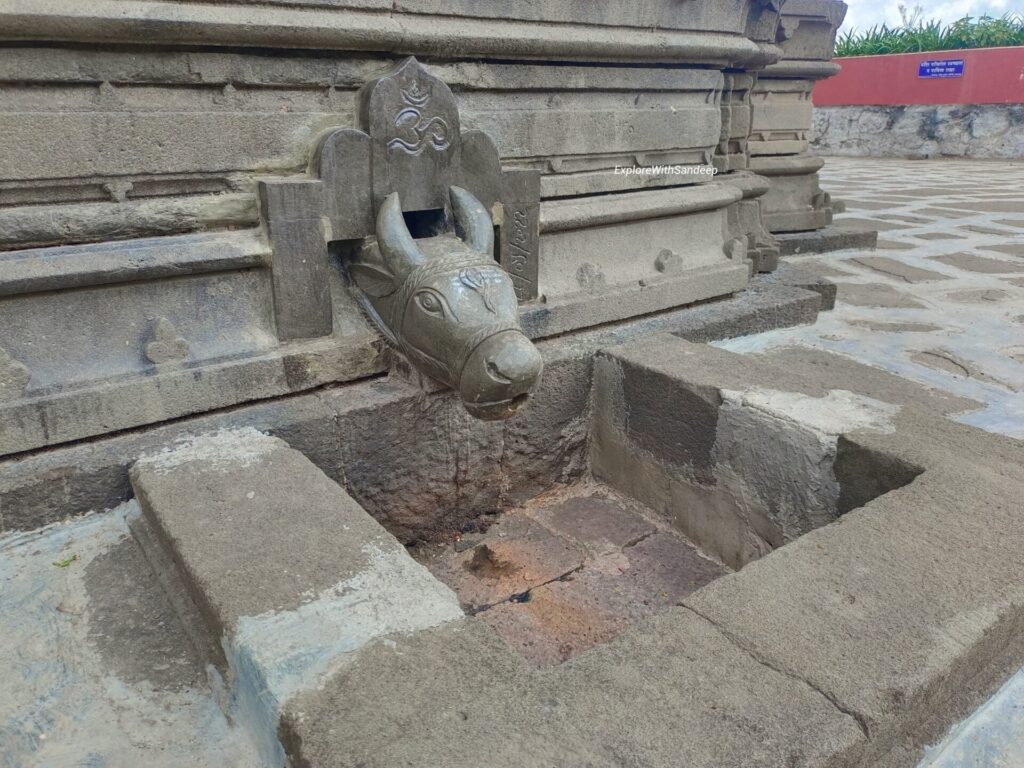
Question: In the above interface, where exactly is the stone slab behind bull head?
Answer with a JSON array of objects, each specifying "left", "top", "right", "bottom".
[{"left": 260, "top": 57, "right": 544, "bottom": 420}]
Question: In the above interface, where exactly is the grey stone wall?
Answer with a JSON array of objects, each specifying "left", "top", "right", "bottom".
[
  {"left": 0, "top": 0, "right": 796, "bottom": 457},
  {"left": 812, "top": 104, "right": 1024, "bottom": 159},
  {"left": 747, "top": 0, "right": 847, "bottom": 233}
]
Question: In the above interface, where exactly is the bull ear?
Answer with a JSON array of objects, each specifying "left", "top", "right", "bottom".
[
  {"left": 450, "top": 186, "right": 494, "bottom": 256},
  {"left": 349, "top": 260, "right": 397, "bottom": 298},
  {"left": 377, "top": 192, "right": 427, "bottom": 272}
]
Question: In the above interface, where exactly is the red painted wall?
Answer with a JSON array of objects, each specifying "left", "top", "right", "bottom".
[{"left": 813, "top": 46, "right": 1024, "bottom": 106}]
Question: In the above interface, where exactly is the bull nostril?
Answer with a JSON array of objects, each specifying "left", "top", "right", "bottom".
[{"left": 485, "top": 360, "right": 513, "bottom": 385}]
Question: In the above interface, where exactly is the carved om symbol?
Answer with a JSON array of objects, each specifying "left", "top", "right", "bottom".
[{"left": 388, "top": 107, "right": 451, "bottom": 156}]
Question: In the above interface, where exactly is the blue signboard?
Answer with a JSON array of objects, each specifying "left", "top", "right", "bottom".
[{"left": 918, "top": 59, "right": 965, "bottom": 79}]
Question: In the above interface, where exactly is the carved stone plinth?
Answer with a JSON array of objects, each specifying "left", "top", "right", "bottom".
[
  {"left": 710, "top": 1, "right": 789, "bottom": 272},
  {"left": 749, "top": 0, "right": 849, "bottom": 233},
  {"left": 0, "top": 0, "right": 809, "bottom": 452}
]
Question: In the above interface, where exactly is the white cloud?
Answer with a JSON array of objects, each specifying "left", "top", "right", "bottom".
[{"left": 841, "top": 0, "right": 1016, "bottom": 32}]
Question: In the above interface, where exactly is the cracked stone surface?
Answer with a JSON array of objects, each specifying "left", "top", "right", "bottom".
[
  {"left": 849, "top": 256, "right": 951, "bottom": 283},
  {"left": 414, "top": 481, "right": 728, "bottom": 667},
  {"left": 720, "top": 156, "right": 1024, "bottom": 440},
  {"left": 910, "top": 349, "right": 1009, "bottom": 388}
]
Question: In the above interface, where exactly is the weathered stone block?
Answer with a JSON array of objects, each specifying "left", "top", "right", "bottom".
[
  {"left": 259, "top": 179, "right": 333, "bottom": 341},
  {"left": 278, "top": 609, "right": 866, "bottom": 767},
  {"left": 750, "top": 155, "right": 833, "bottom": 233},
  {"left": 130, "top": 428, "right": 464, "bottom": 765},
  {"left": 685, "top": 468, "right": 1024, "bottom": 762}
]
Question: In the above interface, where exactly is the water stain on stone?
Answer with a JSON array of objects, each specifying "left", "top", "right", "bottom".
[
  {"left": 910, "top": 349, "right": 1008, "bottom": 389},
  {"left": 911, "top": 350, "right": 970, "bottom": 377},
  {"left": 84, "top": 537, "right": 206, "bottom": 691},
  {"left": 792, "top": 259, "right": 851, "bottom": 279},
  {"left": 944, "top": 288, "right": 1011, "bottom": 304},
  {"left": 848, "top": 320, "right": 943, "bottom": 333},
  {"left": 836, "top": 283, "right": 925, "bottom": 309},
  {"left": 875, "top": 239, "right": 915, "bottom": 251},
  {"left": 931, "top": 253, "right": 1024, "bottom": 275},
  {"left": 465, "top": 543, "right": 519, "bottom": 578},
  {"left": 1003, "top": 348, "right": 1024, "bottom": 365},
  {"left": 981, "top": 243, "right": 1024, "bottom": 257}
]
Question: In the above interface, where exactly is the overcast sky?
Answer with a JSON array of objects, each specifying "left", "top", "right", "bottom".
[{"left": 842, "top": 0, "right": 1019, "bottom": 31}]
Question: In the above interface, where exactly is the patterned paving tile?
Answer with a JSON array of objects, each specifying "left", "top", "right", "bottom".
[
  {"left": 717, "top": 157, "right": 1024, "bottom": 439},
  {"left": 931, "top": 253, "right": 1024, "bottom": 274}
]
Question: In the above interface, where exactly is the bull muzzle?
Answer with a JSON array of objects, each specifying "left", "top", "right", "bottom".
[{"left": 460, "top": 329, "right": 544, "bottom": 420}]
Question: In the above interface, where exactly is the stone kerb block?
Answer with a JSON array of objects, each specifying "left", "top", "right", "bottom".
[{"left": 130, "top": 428, "right": 464, "bottom": 765}]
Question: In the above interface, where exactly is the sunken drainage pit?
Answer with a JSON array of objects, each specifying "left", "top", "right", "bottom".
[{"left": 328, "top": 340, "right": 925, "bottom": 668}]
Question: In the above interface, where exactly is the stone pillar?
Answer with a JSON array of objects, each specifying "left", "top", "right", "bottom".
[
  {"left": 748, "top": 0, "right": 848, "bottom": 233},
  {"left": 715, "top": 0, "right": 786, "bottom": 272}
]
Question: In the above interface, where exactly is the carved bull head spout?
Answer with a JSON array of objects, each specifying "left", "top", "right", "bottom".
[{"left": 350, "top": 186, "right": 543, "bottom": 420}]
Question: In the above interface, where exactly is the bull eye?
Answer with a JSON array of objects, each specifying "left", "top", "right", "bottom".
[{"left": 416, "top": 291, "right": 444, "bottom": 316}]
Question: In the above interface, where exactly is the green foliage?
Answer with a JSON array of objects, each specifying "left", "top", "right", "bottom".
[
  {"left": 898, "top": 4, "right": 924, "bottom": 29},
  {"left": 836, "top": 12, "right": 1024, "bottom": 57}
]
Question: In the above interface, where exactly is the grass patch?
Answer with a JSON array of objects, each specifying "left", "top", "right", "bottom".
[{"left": 837, "top": 13, "right": 1024, "bottom": 57}]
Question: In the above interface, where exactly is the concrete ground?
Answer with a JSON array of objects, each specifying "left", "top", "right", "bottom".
[
  {"left": 718, "top": 156, "right": 1024, "bottom": 767},
  {"left": 0, "top": 503, "right": 260, "bottom": 768},
  {"left": 725, "top": 157, "right": 1024, "bottom": 439}
]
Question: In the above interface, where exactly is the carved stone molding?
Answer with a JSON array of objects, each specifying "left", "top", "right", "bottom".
[{"left": 2, "top": 2, "right": 765, "bottom": 66}]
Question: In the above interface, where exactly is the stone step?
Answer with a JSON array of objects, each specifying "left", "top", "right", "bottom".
[
  {"left": 129, "top": 428, "right": 463, "bottom": 767},
  {"left": 775, "top": 224, "right": 879, "bottom": 256}
]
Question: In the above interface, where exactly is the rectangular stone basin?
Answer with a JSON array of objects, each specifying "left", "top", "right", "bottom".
[
  {"left": 26, "top": 331, "right": 1021, "bottom": 768},
  {"left": 323, "top": 335, "right": 922, "bottom": 667}
]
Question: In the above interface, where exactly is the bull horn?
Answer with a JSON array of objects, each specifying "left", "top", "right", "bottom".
[
  {"left": 376, "top": 192, "right": 427, "bottom": 271},
  {"left": 450, "top": 186, "right": 494, "bottom": 256}
]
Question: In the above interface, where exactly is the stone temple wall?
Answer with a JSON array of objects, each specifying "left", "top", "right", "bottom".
[
  {"left": 813, "top": 104, "right": 1024, "bottom": 160},
  {"left": 0, "top": 0, "right": 841, "bottom": 458},
  {"left": 748, "top": 0, "right": 847, "bottom": 233}
]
